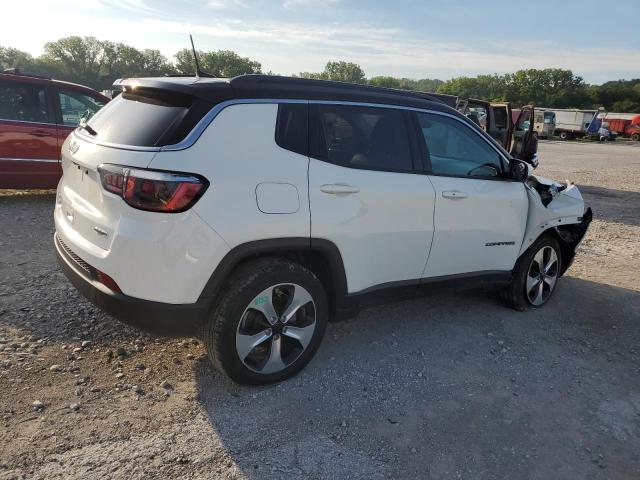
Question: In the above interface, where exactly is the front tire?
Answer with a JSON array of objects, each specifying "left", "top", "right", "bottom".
[
  {"left": 203, "top": 258, "right": 328, "bottom": 384},
  {"left": 503, "top": 235, "right": 562, "bottom": 311}
]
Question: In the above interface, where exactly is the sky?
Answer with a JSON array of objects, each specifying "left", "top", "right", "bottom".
[{"left": 2, "top": 0, "right": 639, "bottom": 84}]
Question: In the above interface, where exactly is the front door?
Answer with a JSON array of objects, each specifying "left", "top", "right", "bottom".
[
  {"left": 414, "top": 111, "right": 528, "bottom": 278},
  {"left": 308, "top": 103, "right": 436, "bottom": 293},
  {"left": 0, "top": 79, "right": 60, "bottom": 189}
]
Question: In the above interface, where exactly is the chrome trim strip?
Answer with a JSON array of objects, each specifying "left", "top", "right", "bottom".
[
  {"left": 73, "top": 129, "right": 162, "bottom": 152},
  {"left": 0, "top": 118, "right": 57, "bottom": 127},
  {"left": 72, "top": 97, "right": 506, "bottom": 160},
  {"left": 0, "top": 157, "right": 59, "bottom": 163}
]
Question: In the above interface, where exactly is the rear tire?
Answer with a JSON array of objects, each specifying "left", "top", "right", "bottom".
[
  {"left": 631, "top": 133, "right": 640, "bottom": 141},
  {"left": 503, "top": 235, "right": 562, "bottom": 311},
  {"left": 202, "top": 257, "right": 328, "bottom": 384},
  {"left": 559, "top": 132, "right": 569, "bottom": 140}
]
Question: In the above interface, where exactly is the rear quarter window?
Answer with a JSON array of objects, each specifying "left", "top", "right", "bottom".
[
  {"left": 85, "top": 87, "right": 213, "bottom": 147},
  {"left": 275, "top": 103, "right": 308, "bottom": 156}
]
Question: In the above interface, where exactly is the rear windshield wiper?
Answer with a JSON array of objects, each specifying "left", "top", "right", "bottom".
[{"left": 78, "top": 123, "right": 98, "bottom": 136}]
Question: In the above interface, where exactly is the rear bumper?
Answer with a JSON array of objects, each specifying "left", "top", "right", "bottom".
[{"left": 55, "top": 233, "right": 208, "bottom": 337}]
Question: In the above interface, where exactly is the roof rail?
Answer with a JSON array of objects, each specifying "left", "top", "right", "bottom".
[
  {"left": 229, "top": 74, "right": 449, "bottom": 105},
  {"left": 2, "top": 68, "right": 51, "bottom": 80}
]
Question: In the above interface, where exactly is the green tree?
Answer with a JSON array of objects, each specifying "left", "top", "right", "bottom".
[
  {"left": 324, "top": 61, "right": 366, "bottom": 84},
  {"left": 174, "top": 49, "right": 261, "bottom": 77},
  {"left": 42, "top": 36, "right": 104, "bottom": 86},
  {"left": 503, "top": 69, "right": 589, "bottom": 108},
  {"left": 368, "top": 76, "right": 401, "bottom": 88},
  {"left": 0, "top": 46, "right": 35, "bottom": 71},
  {"left": 299, "top": 61, "right": 366, "bottom": 84},
  {"left": 590, "top": 79, "right": 640, "bottom": 112}
]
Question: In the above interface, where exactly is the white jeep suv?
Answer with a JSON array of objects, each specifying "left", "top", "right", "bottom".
[{"left": 54, "top": 75, "right": 592, "bottom": 384}]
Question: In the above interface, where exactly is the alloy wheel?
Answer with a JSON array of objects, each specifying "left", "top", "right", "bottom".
[
  {"left": 235, "top": 283, "right": 316, "bottom": 374},
  {"left": 526, "top": 246, "right": 559, "bottom": 306}
]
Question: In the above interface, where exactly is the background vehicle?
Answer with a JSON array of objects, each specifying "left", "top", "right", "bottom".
[
  {"left": 54, "top": 75, "right": 590, "bottom": 384},
  {"left": 594, "top": 112, "right": 640, "bottom": 140},
  {"left": 532, "top": 109, "right": 556, "bottom": 139},
  {"left": 0, "top": 69, "right": 109, "bottom": 189},
  {"left": 433, "top": 95, "right": 538, "bottom": 165},
  {"left": 549, "top": 108, "right": 597, "bottom": 140}
]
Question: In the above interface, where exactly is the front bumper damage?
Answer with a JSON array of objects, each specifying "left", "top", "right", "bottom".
[
  {"left": 555, "top": 206, "right": 592, "bottom": 275},
  {"left": 522, "top": 175, "right": 593, "bottom": 276}
]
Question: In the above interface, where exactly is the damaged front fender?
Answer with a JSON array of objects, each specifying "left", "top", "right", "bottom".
[{"left": 520, "top": 175, "right": 593, "bottom": 275}]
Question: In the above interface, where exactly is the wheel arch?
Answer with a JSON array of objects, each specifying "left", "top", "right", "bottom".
[
  {"left": 197, "top": 237, "right": 348, "bottom": 318},
  {"left": 517, "top": 207, "right": 592, "bottom": 277}
]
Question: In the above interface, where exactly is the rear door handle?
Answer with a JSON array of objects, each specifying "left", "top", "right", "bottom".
[
  {"left": 31, "top": 130, "right": 50, "bottom": 138},
  {"left": 442, "top": 190, "right": 467, "bottom": 199},
  {"left": 320, "top": 183, "right": 360, "bottom": 195}
]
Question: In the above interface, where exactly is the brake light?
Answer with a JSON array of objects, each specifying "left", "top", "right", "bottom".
[{"left": 97, "top": 164, "right": 208, "bottom": 213}]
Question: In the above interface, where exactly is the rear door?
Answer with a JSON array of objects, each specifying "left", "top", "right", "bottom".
[
  {"left": 308, "top": 103, "right": 436, "bottom": 293},
  {"left": 414, "top": 111, "right": 528, "bottom": 278},
  {"left": 0, "top": 78, "right": 60, "bottom": 189}
]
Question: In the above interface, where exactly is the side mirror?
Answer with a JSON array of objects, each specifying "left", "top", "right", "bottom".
[{"left": 509, "top": 159, "right": 529, "bottom": 181}]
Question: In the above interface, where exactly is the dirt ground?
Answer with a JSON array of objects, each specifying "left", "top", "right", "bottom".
[{"left": 1, "top": 141, "right": 639, "bottom": 479}]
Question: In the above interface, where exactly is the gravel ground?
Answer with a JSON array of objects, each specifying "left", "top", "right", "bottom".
[{"left": 1, "top": 141, "right": 639, "bottom": 479}]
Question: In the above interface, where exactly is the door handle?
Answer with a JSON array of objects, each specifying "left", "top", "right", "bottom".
[
  {"left": 320, "top": 183, "right": 360, "bottom": 195},
  {"left": 30, "top": 130, "right": 50, "bottom": 138},
  {"left": 442, "top": 190, "right": 467, "bottom": 199}
]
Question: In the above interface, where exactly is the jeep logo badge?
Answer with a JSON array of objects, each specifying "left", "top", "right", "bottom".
[{"left": 69, "top": 141, "right": 79, "bottom": 155}]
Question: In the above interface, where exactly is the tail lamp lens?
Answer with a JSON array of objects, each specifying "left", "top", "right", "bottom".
[{"left": 98, "top": 164, "right": 208, "bottom": 213}]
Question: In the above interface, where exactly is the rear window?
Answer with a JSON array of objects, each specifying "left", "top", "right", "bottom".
[{"left": 85, "top": 88, "right": 213, "bottom": 147}]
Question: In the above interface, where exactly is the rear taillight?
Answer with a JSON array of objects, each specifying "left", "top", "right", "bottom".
[{"left": 97, "top": 164, "right": 208, "bottom": 213}]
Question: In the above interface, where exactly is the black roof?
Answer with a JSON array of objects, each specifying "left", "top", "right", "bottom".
[{"left": 117, "top": 74, "right": 457, "bottom": 113}]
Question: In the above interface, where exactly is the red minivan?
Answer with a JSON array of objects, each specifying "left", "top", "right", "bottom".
[{"left": 0, "top": 70, "right": 109, "bottom": 189}]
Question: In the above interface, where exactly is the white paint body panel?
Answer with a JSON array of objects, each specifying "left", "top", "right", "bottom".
[
  {"left": 56, "top": 133, "right": 229, "bottom": 304},
  {"left": 424, "top": 176, "right": 529, "bottom": 277},
  {"left": 308, "top": 159, "right": 436, "bottom": 293},
  {"left": 151, "top": 104, "right": 310, "bottom": 248}
]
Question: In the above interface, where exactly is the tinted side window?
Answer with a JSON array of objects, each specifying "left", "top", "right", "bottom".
[
  {"left": 0, "top": 81, "right": 51, "bottom": 123},
  {"left": 417, "top": 113, "right": 503, "bottom": 177},
  {"left": 311, "top": 104, "right": 413, "bottom": 172},
  {"left": 275, "top": 103, "right": 308, "bottom": 156},
  {"left": 58, "top": 89, "right": 105, "bottom": 126}
]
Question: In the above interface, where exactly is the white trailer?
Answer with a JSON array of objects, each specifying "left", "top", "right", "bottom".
[{"left": 546, "top": 108, "right": 597, "bottom": 139}]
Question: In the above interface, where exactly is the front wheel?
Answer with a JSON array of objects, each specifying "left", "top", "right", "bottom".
[
  {"left": 503, "top": 235, "right": 562, "bottom": 311},
  {"left": 631, "top": 133, "right": 640, "bottom": 141},
  {"left": 202, "top": 258, "right": 328, "bottom": 384}
]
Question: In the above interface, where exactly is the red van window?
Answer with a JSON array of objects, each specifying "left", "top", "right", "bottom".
[{"left": 0, "top": 81, "right": 51, "bottom": 124}]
